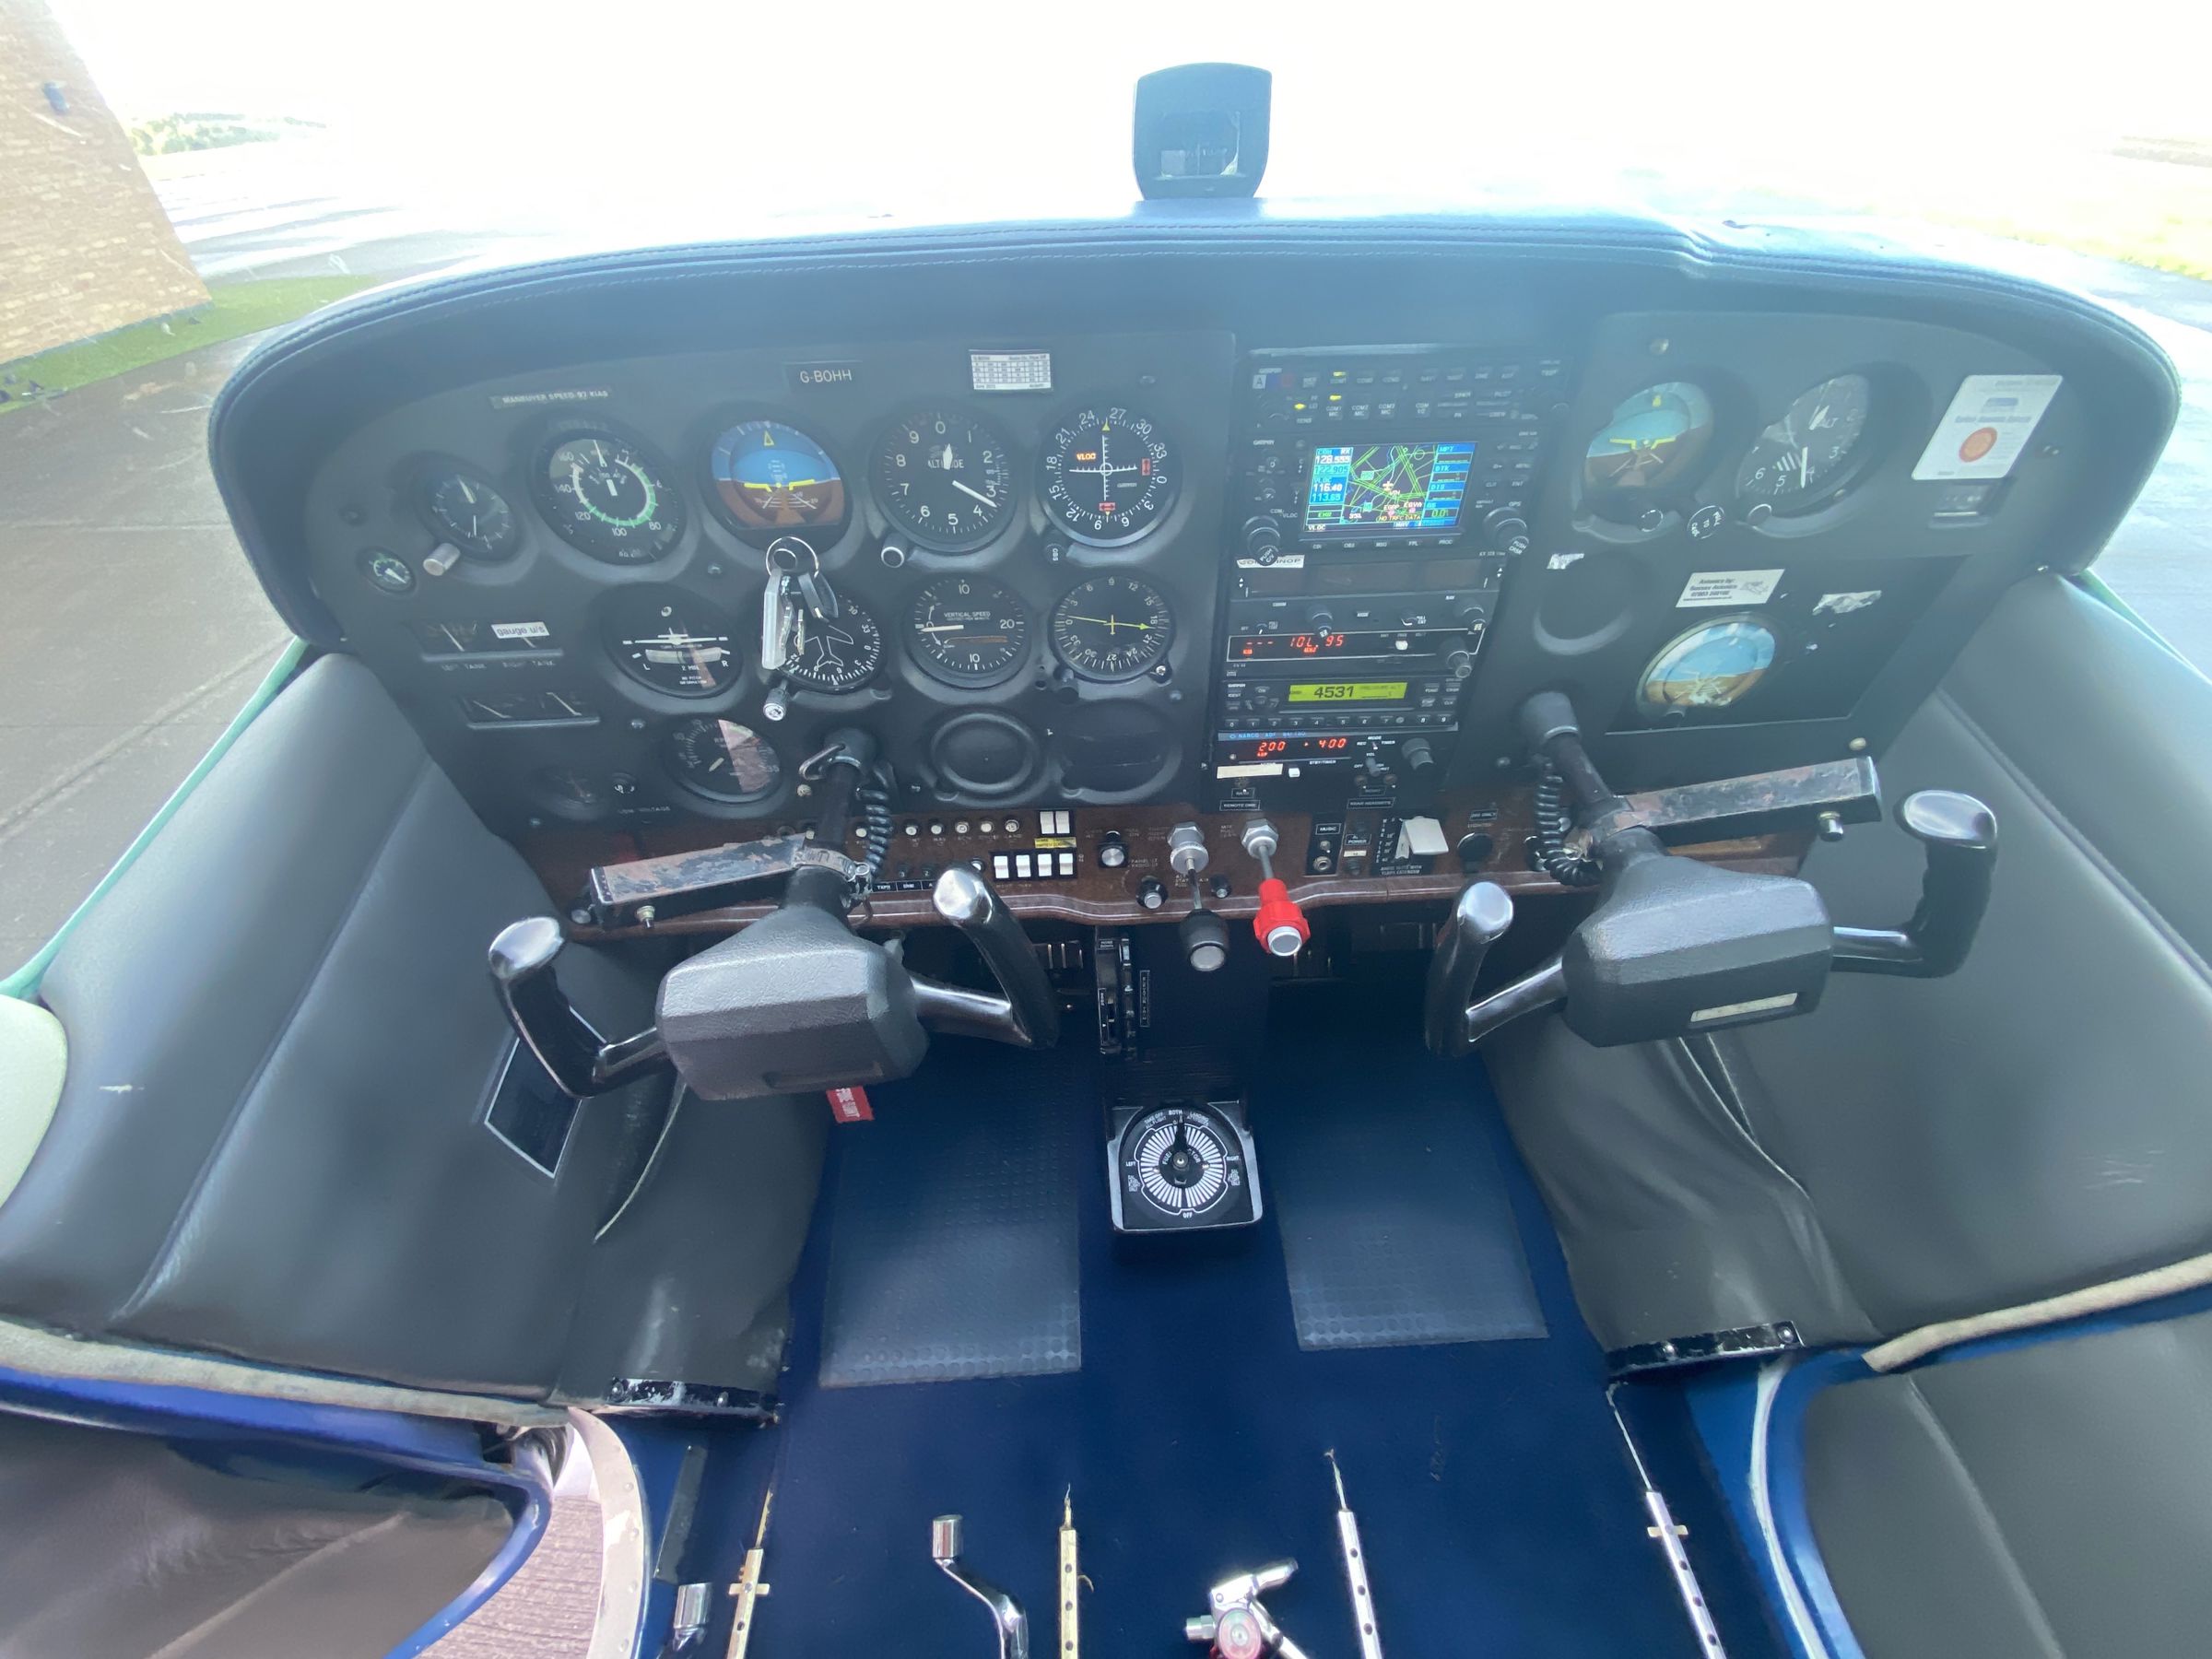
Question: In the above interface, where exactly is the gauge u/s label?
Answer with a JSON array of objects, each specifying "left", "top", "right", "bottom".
[{"left": 1677, "top": 569, "right": 1783, "bottom": 608}]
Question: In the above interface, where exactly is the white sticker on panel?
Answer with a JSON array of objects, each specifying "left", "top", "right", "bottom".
[
  {"left": 1678, "top": 569, "right": 1783, "bottom": 608},
  {"left": 1912, "top": 374, "right": 2062, "bottom": 481}
]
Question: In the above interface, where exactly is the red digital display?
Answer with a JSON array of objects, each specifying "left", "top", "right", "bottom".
[
  {"left": 1222, "top": 735, "right": 1357, "bottom": 766},
  {"left": 1230, "top": 629, "right": 1452, "bottom": 661}
]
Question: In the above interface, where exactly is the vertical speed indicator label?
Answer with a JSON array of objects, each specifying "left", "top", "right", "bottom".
[{"left": 1039, "top": 404, "right": 1179, "bottom": 547}]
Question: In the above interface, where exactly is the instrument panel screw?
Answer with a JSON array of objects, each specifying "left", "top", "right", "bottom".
[
  {"left": 2039, "top": 443, "right": 2062, "bottom": 458},
  {"left": 629, "top": 717, "right": 647, "bottom": 733},
  {"left": 795, "top": 782, "right": 813, "bottom": 798},
  {"left": 1848, "top": 736, "right": 1868, "bottom": 753},
  {"left": 704, "top": 561, "right": 725, "bottom": 579},
  {"left": 569, "top": 907, "right": 592, "bottom": 925},
  {"left": 339, "top": 504, "right": 366, "bottom": 525},
  {"left": 1649, "top": 336, "right": 1671, "bottom": 355}
]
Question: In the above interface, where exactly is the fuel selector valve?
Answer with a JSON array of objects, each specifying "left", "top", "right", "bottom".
[{"left": 1241, "top": 819, "right": 1310, "bottom": 959}]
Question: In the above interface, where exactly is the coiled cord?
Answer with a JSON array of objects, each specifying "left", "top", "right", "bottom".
[
  {"left": 1533, "top": 760, "right": 1603, "bottom": 888},
  {"left": 853, "top": 767, "right": 895, "bottom": 891}
]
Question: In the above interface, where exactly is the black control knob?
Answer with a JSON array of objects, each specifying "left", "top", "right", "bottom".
[
  {"left": 1446, "top": 648, "right": 1477, "bottom": 680},
  {"left": 1137, "top": 877, "right": 1169, "bottom": 911},
  {"left": 1398, "top": 736, "right": 1441, "bottom": 814},
  {"left": 1098, "top": 831, "right": 1128, "bottom": 870},
  {"left": 1482, "top": 509, "right": 1530, "bottom": 555},
  {"left": 1307, "top": 606, "right": 1335, "bottom": 633},
  {"left": 1180, "top": 906, "right": 1230, "bottom": 973},
  {"left": 1242, "top": 516, "right": 1284, "bottom": 564}
]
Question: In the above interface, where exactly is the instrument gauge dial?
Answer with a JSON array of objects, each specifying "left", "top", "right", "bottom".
[
  {"left": 534, "top": 432, "right": 686, "bottom": 563},
  {"left": 906, "top": 577, "right": 1030, "bottom": 688},
  {"left": 422, "top": 469, "right": 520, "bottom": 560},
  {"left": 602, "top": 588, "right": 742, "bottom": 698},
  {"left": 1636, "top": 615, "right": 1780, "bottom": 718},
  {"left": 708, "top": 419, "right": 847, "bottom": 537},
  {"left": 783, "top": 596, "right": 885, "bottom": 693},
  {"left": 873, "top": 408, "right": 1016, "bottom": 550},
  {"left": 1039, "top": 404, "right": 1179, "bottom": 547},
  {"left": 1735, "top": 372, "right": 1875, "bottom": 511},
  {"left": 662, "top": 716, "right": 782, "bottom": 803},
  {"left": 1582, "top": 382, "right": 1716, "bottom": 520},
  {"left": 1050, "top": 574, "right": 1174, "bottom": 681}
]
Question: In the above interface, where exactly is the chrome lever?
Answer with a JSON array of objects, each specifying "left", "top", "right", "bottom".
[
  {"left": 488, "top": 917, "right": 669, "bottom": 1097},
  {"left": 932, "top": 1514, "right": 1030, "bottom": 1659},
  {"left": 910, "top": 865, "right": 1061, "bottom": 1049},
  {"left": 1832, "top": 790, "right": 1998, "bottom": 978},
  {"left": 1422, "top": 881, "right": 1516, "bottom": 1057}
]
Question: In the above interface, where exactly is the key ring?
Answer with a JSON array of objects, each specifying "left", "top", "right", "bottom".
[{"left": 766, "top": 535, "right": 818, "bottom": 577}]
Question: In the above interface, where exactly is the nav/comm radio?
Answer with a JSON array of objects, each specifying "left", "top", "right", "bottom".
[{"left": 1209, "top": 345, "right": 1568, "bottom": 812}]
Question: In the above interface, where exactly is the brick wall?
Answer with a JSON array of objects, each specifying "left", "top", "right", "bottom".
[{"left": 0, "top": 0, "right": 207, "bottom": 363}]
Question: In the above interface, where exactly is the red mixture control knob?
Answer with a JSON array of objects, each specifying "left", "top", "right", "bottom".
[{"left": 1253, "top": 878, "right": 1310, "bottom": 958}]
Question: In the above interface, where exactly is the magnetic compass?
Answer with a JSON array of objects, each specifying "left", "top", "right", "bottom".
[{"left": 1110, "top": 1100, "right": 1260, "bottom": 1233}]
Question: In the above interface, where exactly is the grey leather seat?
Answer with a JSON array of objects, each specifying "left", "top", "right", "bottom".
[
  {"left": 1804, "top": 1310, "right": 2212, "bottom": 1659},
  {"left": 0, "top": 655, "right": 663, "bottom": 1394}
]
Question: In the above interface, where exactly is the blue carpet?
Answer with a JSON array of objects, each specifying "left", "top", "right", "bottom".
[{"left": 680, "top": 989, "right": 1786, "bottom": 1659}]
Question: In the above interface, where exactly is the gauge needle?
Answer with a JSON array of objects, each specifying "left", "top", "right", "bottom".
[
  {"left": 1064, "top": 615, "right": 1150, "bottom": 631},
  {"left": 1798, "top": 446, "right": 1812, "bottom": 488},
  {"left": 941, "top": 443, "right": 957, "bottom": 472},
  {"left": 916, "top": 623, "right": 969, "bottom": 633},
  {"left": 951, "top": 478, "right": 995, "bottom": 508}
]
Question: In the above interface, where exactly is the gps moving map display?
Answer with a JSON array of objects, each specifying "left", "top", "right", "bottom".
[{"left": 1303, "top": 440, "right": 1475, "bottom": 538}]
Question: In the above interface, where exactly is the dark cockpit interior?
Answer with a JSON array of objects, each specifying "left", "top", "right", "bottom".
[{"left": 5, "top": 65, "right": 2209, "bottom": 1659}]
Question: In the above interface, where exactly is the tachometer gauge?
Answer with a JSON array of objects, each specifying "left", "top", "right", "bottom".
[
  {"left": 783, "top": 596, "right": 884, "bottom": 692},
  {"left": 1636, "top": 615, "right": 1780, "bottom": 718},
  {"left": 602, "top": 588, "right": 742, "bottom": 697},
  {"left": 1050, "top": 574, "right": 1174, "bottom": 681},
  {"left": 662, "top": 716, "right": 782, "bottom": 803},
  {"left": 422, "top": 468, "right": 520, "bottom": 560},
  {"left": 1582, "top": 382, "right": 1716, "bottom": 517},
  {"left": 874, "top": 407, "right": 1016, "bottom": 550},
  {"left": 535, "top": 432, "right": 686, "bottom": 563},
  {"left": 1735, "top": 372, "right": 1874, "bottom": 512},
  {"left": 708, "top": 419, "right": 847, "bottom": 536},
  {"left": 1039, "top": 404, "right": 1179, "bottom": 547},
  {"left": 906, "top": 576, "right": 1030, "bottom": 688}
]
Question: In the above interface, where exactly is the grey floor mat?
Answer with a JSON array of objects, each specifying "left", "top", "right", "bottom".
[
  {"left": 818, "top": 1047, "right": 1085, "bottom": 1387},
  {"left": 1265, "top": 1051, "right": 1547, "bottom": 1350}
]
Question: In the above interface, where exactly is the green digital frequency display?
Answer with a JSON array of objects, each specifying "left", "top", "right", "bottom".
[{"left": 1287, "top": 681, "right": 1408, "bottom": 703}]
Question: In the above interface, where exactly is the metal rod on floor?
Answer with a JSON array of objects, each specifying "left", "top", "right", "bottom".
[
  {"left": 1606, "top": 1386, "right": 1728, "bottom": 1659},
  {"left": 1060, "top": 1488, "right": 1080, "bottom": 1659},
  {"left": 725, "top": 1480, "right": 775, "bottom": 1659},
  {"left": 1325, "top": 1451, "right": 1385, "bottom": 1659}
]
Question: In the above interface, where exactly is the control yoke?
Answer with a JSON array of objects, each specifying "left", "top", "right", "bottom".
[
  {"left": 1424, "top": 692, "right": 1998, "bottom": 1057},
  {"left": 488, "top": 729, "right": 1059, "bottom": 1102}
]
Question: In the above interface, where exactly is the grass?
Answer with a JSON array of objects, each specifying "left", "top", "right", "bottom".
[{"left": 0, "top": 275, "right": 374, "bottom": 414}]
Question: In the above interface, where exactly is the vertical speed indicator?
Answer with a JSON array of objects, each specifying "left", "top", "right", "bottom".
[{"left": 1039, "top": 404, "right": 1179, "bottom": 547}]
